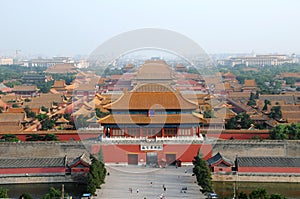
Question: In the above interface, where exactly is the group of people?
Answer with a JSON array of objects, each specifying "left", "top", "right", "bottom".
[{"left": 128, "top": 183, "right": 167, "bottom": 198}]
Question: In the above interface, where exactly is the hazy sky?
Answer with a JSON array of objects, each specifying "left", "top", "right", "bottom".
[{"left": 0, "top": 0, "right": 299, "bottom": 57}]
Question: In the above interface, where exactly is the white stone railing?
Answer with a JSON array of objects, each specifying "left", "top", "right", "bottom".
[
  {"left": 101, "top": 135, "right": 204, "bottom": 143},
  {"left": 155, "top": 135, "right": 203, "bottom": 141}
]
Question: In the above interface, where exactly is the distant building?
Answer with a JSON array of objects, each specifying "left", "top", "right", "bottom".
[
  {"left": 222, "top": 72, "right": 237, "bottom": 82},
  {"left": 242, "top": 79, "right": 257, "bottom": 92},
  {"left": 52, "top": 80, "right": 67, "bottom": 93},
  {"left": 76, "top": 60, "right": 89, "bottom": 68},
  {"left": 175, "top": 63, "right": 187, "bottom": 72},
  {"left": 45, "top": 63, "right": 77, "bottom": 74},
  {"left": 135, "top": 60, "right": 174, "bottom": 84},
  {"left": 123, "top": 63, "right": 135, "bottom": 72},
  {"left": 22, "top": 56, "right": 74, "bottom": 67},
  {"left": 0, "top": 83, "right": 13, "bottom": 94},
  {"left": 12, "top": 85, "right": 39, "bottom": 97},
  {"left": 0, "top": 112, "right": 26, "bottom": 133},
  {"left": 207, "top": 152, "right": 234, "bottom": 173},
  {"left": 22, "top": 74, "right": 47, "bottom": 85},
  {"left": 218, "top": 54, "right": 297, "bottom": 67},
  {"left": 0, "top": 58, "right": 14, "bottom": 65}
]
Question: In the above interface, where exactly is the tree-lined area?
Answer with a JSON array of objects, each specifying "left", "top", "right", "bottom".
[
  {"left": 193, "top": 149, "right": 213, "bottom": 193},
  {"left": 218, "top": 64, "right": 300, "bottom": 94},
  {"left": 270, "top": 123, "right": 300, "bottom": 140},
  {"left": 87, "top": 153, "right": 107, "bottom": 195}
]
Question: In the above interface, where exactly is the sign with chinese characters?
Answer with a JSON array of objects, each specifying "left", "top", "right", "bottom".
[{"left": 140, "top": 144, "right": 163, "bottom": 151}]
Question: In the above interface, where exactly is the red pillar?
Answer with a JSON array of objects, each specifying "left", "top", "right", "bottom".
[
  {"left": 139, "top": 127, "right": 142, "bottom": 137},
  {"left": 191, "top": 127, "right": 194, "bottom": 136},
  {"left": 161, "top": 128, "right": 165, "bottom": 137},
  {"left": 146, "top": 128, "right": 148, "bottom": 137},
  {"left": 110, "top": 128, "right": 113, "bottom": 137},
  {"left": 125, "top": 127, "right": 128, "bottom": 137},
  {"left": 103, "top": 128, "right": 107, "bottom": 138}
]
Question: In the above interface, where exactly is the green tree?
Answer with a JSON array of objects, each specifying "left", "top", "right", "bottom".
[
  {"left": 41, "top": 117, "right": 56, "bottom": 130},
  {"left": 42, "top": 187, "right": 61, "bottom": 199},
  {"left": 288, "top": 123, "right": 300, "bottom": 140},
  {"left": 41, "top": 106, "right": 49, "bottom": 113},
  {"left": 12, "top": 103, "right": 20, "bottom": 108},
  {"left": 87, "top": 173, "right": 97, "bottom": 194},
  {"left": 270, "top": 193, "right": 287, "bottom": 199},
  {"left": 36, "top": 80, "right": 54, "bottom": 93},
  {"left": 87, "top": 155, "right": 107, "bottom": 195},
  {"left": 19, "top": 193, "right": 33, "bottom": 199},
  {"left": 75, "top": 115, "right": 89, "bottom": 129},
  {"left": 43, "top": 134, "right": 59, "bottom": 141},
  {"left": 247, "top": 92, "right": 257, "bottom": 106},
  {"left": 24, "top": 106, "right": 36, "bottom": 118},
  {"left": 262, "top": 99, "right": 271, "bottom": 111},
  {"left": 4, "top": 81, "right": 22, "bottom": 88},
  {"left": 270, "top": 105, "right": 282, "bottom": 120},
  {"left": 0, "top": 134, "right": 19, "bottom": 142},
  {"left": 26, "top": 134, "right": 44, "bottom": 141},
  {"left": 203, "top": 110, "right": 214, "bottom": 118},
  {"left": 225, "top": 113, "right": 253, "bottom": 129},
  {"left": 249, "top": 188, "right": 269, "bottom": 199},
  {"left": 238, "top": 191, "right": 248, "bottom": 199},
  {"left": 255, "top": 90, "right": 259, "bottom": 99},
  {"left": 0, "top": 187, "right": 9, "bottom": 198},
  {"left": 51, "top": 74, "right": 76, "bottom": 85},
  {"left": 270, "top": 124, "right": 300, "bottom": 140},
  {"left": 192, "top": 149, "right": 213, "bottom": 193},
  {"left": 95, "top": 108, "right": 109, "bottom": 118},
  {"left": 270, "top": 125, "right": 287, "bottom": 140},
  {"left": 37, "top": 113, "right": 48, "bottom": 121}
]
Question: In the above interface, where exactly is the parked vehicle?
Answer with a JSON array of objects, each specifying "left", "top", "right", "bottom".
[
  {"left": 81, "top": 193, "right": 92, "bottom": 199},
  {"left": 207, "top": 193, "right": 219, "bottom": 199}
]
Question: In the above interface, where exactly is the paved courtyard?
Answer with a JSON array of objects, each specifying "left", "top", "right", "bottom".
[{"left": 95, "top": 165, "right": 206, "bottom": 199}]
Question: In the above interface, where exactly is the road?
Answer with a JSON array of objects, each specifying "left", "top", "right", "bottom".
[{"left": 95, "top": 165, "right": 206, "bottom": 199}]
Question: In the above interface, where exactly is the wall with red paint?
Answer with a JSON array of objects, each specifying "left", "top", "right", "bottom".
[
  {"left": 206, "top": 133, "right": 269, "bottom": 140},
  {"left": 14, "top": 133, "right": 99, "bottom": 142},
  {"left": 91, "top": 143, "right": 212, "bottom": 164},
  {"left": 0, "top": 167, "right": 66, "bottom": 175},
  {"left": 238, "top": 167, "right": 300, "bottom": 173},
  {"left": 213, "top": 166, "right": 232, "bottom": 172}
]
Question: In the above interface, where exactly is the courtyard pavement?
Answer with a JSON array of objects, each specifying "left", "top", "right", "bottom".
[{"left": 95, "top": 165, "right": 206, "bottom": 199}]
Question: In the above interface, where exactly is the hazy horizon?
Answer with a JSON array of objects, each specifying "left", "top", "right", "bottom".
[{"left": 1, "top": 0, "right": 300, "bottom": 57}]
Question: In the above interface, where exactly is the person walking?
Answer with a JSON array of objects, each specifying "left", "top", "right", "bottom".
[{"left": 163, "top": 184, "right": 166, "bottom": 191}]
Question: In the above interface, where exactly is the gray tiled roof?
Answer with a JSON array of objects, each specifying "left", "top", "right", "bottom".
[
  {"left": 68, "top": 153, "right": 91, "bottom": 167},
  {"left": 259, "top": 95, "right": 296, "bottom": 105},
  {"left": 236, "top": 157, "right": 300, "bottom": 168},
  {"left": 207, "top": 152, "right": 233, "bottom": 166},
  {"left": 0, "top": 157, "right": 65, "bottom": 168}
]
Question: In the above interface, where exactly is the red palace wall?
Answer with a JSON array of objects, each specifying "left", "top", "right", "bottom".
[
  {"left": 238, "top": 167, "right": 300, "bottom": 173},
  {"left": 212, "top": 166, "right": 232, "bottom": 173},
  {"left": 206, "top": 133, "right": 270, "bottom": 140},
  {"left": 91, "top": 143, "right": 212, "bottom": 164},
  {"left": 14, "top": 133, "right": 99, "bottom": 142},
  {"left": 0, "top": 167, "right": 66, "bottom": 175}
]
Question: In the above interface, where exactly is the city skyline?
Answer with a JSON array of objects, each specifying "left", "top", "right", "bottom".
[{"left": 0, "top": 0, "right": 300, "bottom": 57}]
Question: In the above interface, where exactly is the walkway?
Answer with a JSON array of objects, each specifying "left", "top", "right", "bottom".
[{"left": 95, "top": 165, "right": 206, "bottom": 199}]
